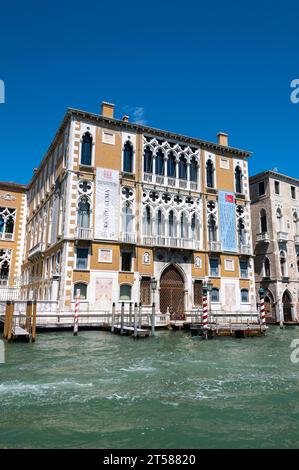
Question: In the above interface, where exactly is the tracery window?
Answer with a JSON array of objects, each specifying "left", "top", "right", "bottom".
[
  {"left": 0, "top": 207, "right": 16, "bottom": 240},
  {"left": 0, "top": 249, "right": 12, "bottom": 282},
  {"left": 206, "top": 159, "right": 214, "bottom": 188}
]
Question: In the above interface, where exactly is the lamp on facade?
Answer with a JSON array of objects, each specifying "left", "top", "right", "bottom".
[
  {"left": 151, "top": 277, "right": 157, "bottom": 292},
  {"left": 259, "top": 287, "right": 265, "bottom": 298}
]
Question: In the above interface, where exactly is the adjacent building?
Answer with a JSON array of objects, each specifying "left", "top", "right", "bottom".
[
  {"left": 250, "top": 170, "right": 299, "bottom": 324},
  {"left": 1, "top": 101, "right": 258, "bottom": 320}
]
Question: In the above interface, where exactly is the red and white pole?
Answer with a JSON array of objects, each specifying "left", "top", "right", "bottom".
[
  {"left": 202, "top": 290, "right": 208, "bottom": 339},
  {"left": 260, "top": 295, "right": 266, "bottom": 327},
  {"left": 73, "top": 288, "right": 80, "bottom": 336}
]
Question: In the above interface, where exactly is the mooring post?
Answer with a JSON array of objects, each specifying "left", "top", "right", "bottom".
[
  {"left": 129, "top": 302, "right": 132, "bottom": 328},
  {"left": 31, "top": 300, "right": 37, "bottom": 342},
  {"left": 151, "top": 302, "right": 156, "bottom": 337},
  {"left": 138, "top": 302, "right": 142, "bottom": 329},
  {"left": 259, "top": 287, "right": 266, "bottom": 333},
  {"left": 202, "top": 287, "right": 208, "bottom": 340},
  {"left": 3, "top": 301, "right": 10, "bottom": 339},
  {"left": 120, "top": 302, "right": 125, "bottom": 335},
  {"left": 26, "top": 301, "right": 32, "bottom": 332},
  {"left": 73, "top": 288, "right": 80, "bottom": 336},
  {"left": 111, "top": 302, "right": 115, "bottom": 333},
  {"left": 7, "top": 301, "right": 14, "bottom": 342},
  {"left": 134, "top": 302, "right": 138, "bottom": 337}
]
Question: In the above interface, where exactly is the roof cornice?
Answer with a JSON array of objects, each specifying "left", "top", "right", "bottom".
[
  {"left": 249, "top": 170, "right": 299, "bottom": 186},
  {"left": 68, "top": 107, "right": 252, "bottom": 158}
]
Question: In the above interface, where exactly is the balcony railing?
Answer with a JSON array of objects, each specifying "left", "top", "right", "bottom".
[
  {"left": 28, "top": 242, "right": 44, "bottom": 259},
  {"left": 75, "top": 227, "right": 93, "bottom": 240},
  {"left": 256, "top": 232, "right": 270, "bottom": 243},
  {"left": 143, "top": 173, "right": 199, "bottom": 191},
  {"left": 209, "top": 241, "right": 222, "bottom": 252},
  {"left": 294, "top": 235, "right": 299, "bottom": 244},
  {"left": 120, "top": 232, "right": 136, "bottom": 243},
  {"left": 277, "top": 231, "right": 288, "bottom": 242},
  {"left": 143, "top": 236, "right": 198, "bottom": 250},
  {"left": 239, "top": 244, "right": 251, "bottom": 255},
  {"left": 0, "top": 232, "right": 14, "bottom": 241}
]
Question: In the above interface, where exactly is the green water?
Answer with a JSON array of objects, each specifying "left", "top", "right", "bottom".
[{"left": 1, "top": 326, "right": 299, "bottom": 449}]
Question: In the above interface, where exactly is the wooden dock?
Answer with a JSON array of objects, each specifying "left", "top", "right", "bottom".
[
  {"left": 190, "top": 322, "right": 267, "bottom": 338},
  {"left": 113, "top": 325, "right": 151, "bottom": 338}
]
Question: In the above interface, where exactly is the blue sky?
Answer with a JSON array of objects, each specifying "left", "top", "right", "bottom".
[{"left": 0, "top": 0, "right": 298, "bottom": 184}]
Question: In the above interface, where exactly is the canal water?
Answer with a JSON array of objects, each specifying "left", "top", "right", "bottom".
[{"left": 1, "top": 326, "right": 299, "bottom": 449}]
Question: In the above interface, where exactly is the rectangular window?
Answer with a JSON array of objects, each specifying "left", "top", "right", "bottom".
[
  {"left": 274, "top": 181, "right": 280, "bottom": 195},
  {"left": 224, "top": 259, "right": 235, "bottom": 271},
  {"left": 291, "top": 186, "right": 296, "bottom": 199},
  {"left": 76, "top": 247, "right": 89, "bottom": 270},
  {"left": 193, "top": 280, "right": 203, "bottom": 306},
  {"left": 240, "top": 260, "right": 248, "bottom": 278},
  {"left": 209, "top": 258, "right": 219, "bottom": 277},
  {"left": 121, "top": 251, "right": 132, "bottom": 272},
  {"left": 258, "top": 181, "right": 265, "bottom": 196}
]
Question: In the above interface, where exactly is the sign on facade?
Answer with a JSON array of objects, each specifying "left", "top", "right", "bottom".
[
  {"left": 95, "top": 168, "right": 120, "bottom": 240},
  {"left": 219, "top": 190, "right": 237, "bottom": 252}
]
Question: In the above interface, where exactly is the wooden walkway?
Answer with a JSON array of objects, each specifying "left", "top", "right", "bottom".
[
  {"left": 113, "top": 325, "right": 151, "bottom": 338},
  {"left": 190, "top": 322, "right": 267, "bottom": 337}
]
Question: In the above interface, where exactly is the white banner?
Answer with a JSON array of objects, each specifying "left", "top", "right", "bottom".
[{"left": 95, "top": 168, "right": 119, "bottom": 240}]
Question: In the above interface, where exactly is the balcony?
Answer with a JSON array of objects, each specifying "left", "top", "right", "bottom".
[
  {"left": 178, "top": 179, "right": 188, "bottom": 189},
  {"left": 295, "top": 235, "right": 299, "bottom": 244},
  {"left": 0, "top": 232, "right": 14, "bottom": 241},
  {"left": 209, "top": 241, "right": 222, "bottom": 252},
  {"left": 256, "top": 232, "right": 270, "bottom": 243},
  {"left": 120, "top": 232, "right": 136, "bottom": 244},
  {"left": 190, "top": 182, "right": 198, "bottom": 191},
  {"left": 28, "top": 242, "right": 44, "bottom": 259},
  {"left": 277, "top": 231, "right": 288, "bottom": 242},
  {"left": 75, "top": 227, "right": 93, "bottom": 241},
  {"left": 144, "top": 173, "right": 153, "bottom": 183},
  {"left": 143, "top": 236, "right": 198, "bottom": 250},
  {"left": 143, "top": 173, "right": 199, "bottom": 191},
  {"left": 239, "top": 244, "right": 251, "bottom": 255}
]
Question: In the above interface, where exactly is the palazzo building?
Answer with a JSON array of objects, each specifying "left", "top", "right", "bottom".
[
  {"left": 0, "top": 101, "right": 258, "bottom": 318},
  {"left": 250, "top": 171, "right": 299, "bottom": 324}
]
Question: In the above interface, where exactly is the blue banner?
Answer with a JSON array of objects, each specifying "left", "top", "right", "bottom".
[{"left": 219, "top": 191, "right": 237, "bottom": 252}]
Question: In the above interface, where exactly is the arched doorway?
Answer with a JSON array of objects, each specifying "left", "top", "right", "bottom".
[
  {"left": 160, "top": 265, "right": 185, "bottom": 320},
  {"left": 264, "top": 292, "right": 275, "bottom": 323},
  {"left": 282, "top": 291, "right": 293, "bottom": 322}
]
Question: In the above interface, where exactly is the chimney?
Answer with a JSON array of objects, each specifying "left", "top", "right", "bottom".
[
  {"left": 122, "top": 115, "right": 129, "bottom": 122},
  {"left": 217, "top": 132, "right": 228, "bottom": 147},
  {"left": 101, "top": 101, "right": 115, "bottom": 118}
]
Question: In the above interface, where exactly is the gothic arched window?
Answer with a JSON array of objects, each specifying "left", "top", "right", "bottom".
[
  {"left": 81, "top": 132, "right": 92, "bottom": 166},
  {"left": 179, "top": 155, "right": 187, "bottom": 180},
  {"left": 155, "top": 149, "right": 164, "bottom": 176},
  {"left": 264, "top": 257, "right": 271, "bottom": 277},
  {"left": 260, "top": 209, "right": 267, "bottom": 233},
  {"left": 78, "top": 196, "right": 90, "bottom": 228},
  {"left": 208, "top": 215, "right": 217, "bottom": 241},
  {"left": 123, "top": 141, "right": 134, "bottom": 173},
  {"left": 167, "top": 152, "right": 176, "bottom": 178},
  {"left": 206, "top": 159, "right": 214, "bottom": 188},
  {"left": 169, "top": 210, "right": 175, "bottom": 237},
  {"left": 280, "top": 251, "right": 286, "bottom": 277},
  {"left": 235, "top": 166, "right": 243, "bottom": 193},
  {"left": 144, "top": 146, "right": 153, "bottom": 173},
  {"left": 190, "top": 157, "right": 198, "bottom": 182}
]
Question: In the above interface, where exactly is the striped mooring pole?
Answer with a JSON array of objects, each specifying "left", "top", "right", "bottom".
[
  {"left": 202, "top": 288, "right": 208, "bottom": 340},
  {"left": 73, "top": 289, "right": 80, "bottom": 336},
  {"left": 259, "top": 287, "right": 266, "bottom": 328}
]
